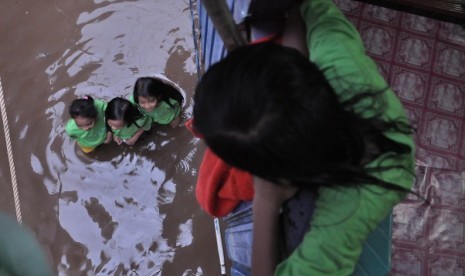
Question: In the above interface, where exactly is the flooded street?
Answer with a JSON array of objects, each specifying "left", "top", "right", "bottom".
[{"left": 0, "top": 0, "right": 218, "bottom": 275}]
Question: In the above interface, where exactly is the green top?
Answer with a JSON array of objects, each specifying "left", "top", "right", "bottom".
[
  {"left": 0, "top": 213, "right": 53, "bottom": 276},
  {"left": 129, "top": 95, "right": 181, "bottom": 125},
  {"left": 65, "top": 99, "right": 107, "bottom": 148},
  {"left": 275, "top": 0, "right": 415, "bottom": 275},
  {"left": 111, "top": 115, "right": 151, "bottom": 140}
]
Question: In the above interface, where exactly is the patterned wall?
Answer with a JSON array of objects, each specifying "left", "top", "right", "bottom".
[{"left": 335, "top": 0, "right": 465, "bottom": 274}]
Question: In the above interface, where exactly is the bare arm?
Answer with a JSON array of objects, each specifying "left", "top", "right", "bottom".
[
  {"left": 125, "top": 128, "right": 145, "bottom": 145},
  {"left": 170, "top": 115, "right": 181, "bottom": 128},
  {"left": 104, "top": 131, "right": 113, "bottom": 144},
  {"left": 252, "top": 177, "right": 297, "bottom": 275},
  {"left": 281, "top": 3, "right": 308, "bottom": 57}
]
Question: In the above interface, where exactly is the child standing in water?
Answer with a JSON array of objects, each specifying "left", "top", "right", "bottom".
[
  {"left": 105, "top": 97, "right": 151, "bottom": 146},
  {"left": 130, "top": 77, "right": 183, "bottom": 128},
  {"left": 65, "top": 96, "right": 112, "bottom": 153}
]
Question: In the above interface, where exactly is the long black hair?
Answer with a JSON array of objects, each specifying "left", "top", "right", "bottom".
[
  {"left": 105, "top": 97, "right": 144, "bottom": 131},
  {"left": 193, "top": 43, "right": 413, "bottom": 192},
  {"left": 69, "top": 95, "right": 97, "bottom": 119},
  {"left": 133, "top": 77, "right": 184, "bottom": 108}
]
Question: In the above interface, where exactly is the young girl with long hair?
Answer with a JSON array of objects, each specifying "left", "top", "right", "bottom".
[
  {"left": 130, "top": 77, "right": 183, "bottom": 128},
  {"left": 105, "top": 97, "right": 151, "bottom": 146}
]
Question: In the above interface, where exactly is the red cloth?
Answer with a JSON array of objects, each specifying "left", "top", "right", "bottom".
[
  {"left": 196, "top": 148, "right": 254, "bottom": 217},
  {"left": 186, "top": 118, "right": 254, "bottom": 217}
]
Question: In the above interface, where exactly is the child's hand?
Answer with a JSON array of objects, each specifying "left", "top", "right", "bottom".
[
  {"left": 104, "top": 132, "right": 113, "bottom": 144},
  {"left": 113, "top": 136, "right": 123, "bottom": 145},
  {"left": 125, "top": 136, "right": 138, "bottom": 146},
  {"left": 170, "top": 116, "right": 181, "bottom": 128}
]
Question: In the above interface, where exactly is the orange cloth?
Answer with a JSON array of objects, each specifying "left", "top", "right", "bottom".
[{"left": 186, "top": 118, "right": 255, "bottom": 217}]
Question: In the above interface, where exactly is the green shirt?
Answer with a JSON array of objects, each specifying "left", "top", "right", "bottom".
[
  {"left": 129, "top": 95, "right": 181, "bottom": 125},
  {"left": 111, "top": 115, "right": 151, "bottom": 140},
  {"left": 274, "top": 0, "right": 415, "bottom": 275},
  {"left": 65, "top": 99, "right": 107, "bottom": 148}
]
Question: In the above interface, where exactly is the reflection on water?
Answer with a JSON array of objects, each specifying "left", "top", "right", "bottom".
[
  {"left": 45, "top": 0, "right": 196, "bottom": 101},
  {"left": 57, "top": 152, "right": 179, "bottom": 274}
]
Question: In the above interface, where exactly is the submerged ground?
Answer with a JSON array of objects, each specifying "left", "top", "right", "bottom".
[{"left": 0, "top": 0, "right": 219, "bottom": 275}]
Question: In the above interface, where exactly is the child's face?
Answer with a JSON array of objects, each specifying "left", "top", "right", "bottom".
[
  {"left": 138, "top": 96, "right": 158, "bottom": 113},
  {"left": 75, "top": 116, "right": 95, "bottom": 131},
  {"left": 107, "top": 119, "right": 125, "bottom": 130}
]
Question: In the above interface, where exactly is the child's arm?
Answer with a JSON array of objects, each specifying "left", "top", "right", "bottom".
[
  {"left": 281, "top": 3, "right": 308, "bottom": 57},
  {"left": 125, "top": 115, "right": 150, "bottom": 145},
  {"left": 169, "top": 115, "right": 181, "bottom": 127},
  {"left": 113, "top": 135, "right": 123, "bottom": 145},
  {"left": 104, "top": 131, "right": 113, "bottom": 144},
  {"left": 125, "top": 128, "right": 145, "bottom": 145},
  {"left": 252, "top": 177, "right": 298, "bottom": 276}
]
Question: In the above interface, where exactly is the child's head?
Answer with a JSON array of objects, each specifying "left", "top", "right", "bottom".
[
  {"left": 193, "top": 43, "right": 410, "bottom": 190},
  {"left": 69, "top": 96, "right": 97, "bottom": 131},
  {"left": 133, "top": 77, "right": 183, "bottom": 112},
  {"left": 105, "top": 97, "right": 142, "bottom": 130},
  {"left": 194, "top": 43, "right": 347, "bottom": 182}
]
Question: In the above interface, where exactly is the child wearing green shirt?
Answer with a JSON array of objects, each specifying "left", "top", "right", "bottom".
[
  {"left": 105, "top": 97, "right": 151, "bottom": 146},
  {"left": 65, "top": 96, "right": 112, "bottom": 153},
  {"left": 129, "top": 77, "right": 183, "bottom": 127}
]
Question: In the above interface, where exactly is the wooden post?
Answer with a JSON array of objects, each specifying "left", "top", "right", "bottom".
[{"left": 201, "top": 0, "right": 247, "bottom": 51}]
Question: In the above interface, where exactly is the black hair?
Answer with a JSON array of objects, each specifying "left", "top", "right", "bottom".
[
  {"left": 105, "top": 97, "right": 144, "bottom": 131},
  {"left": 133, "top": 77, "right": 184, "bottom": 108},
  {"left": 193, "top": 43, "right": 413, "bottom": 193},
  {"left": 69, "top": 96, "right": 97, "bottom": 119}
]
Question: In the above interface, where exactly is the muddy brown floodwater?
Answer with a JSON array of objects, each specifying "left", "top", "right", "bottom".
[{"left": 0, "top": 0, "right": 219, "bottom": 275}]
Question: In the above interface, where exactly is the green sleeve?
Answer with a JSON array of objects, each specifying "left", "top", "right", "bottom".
[
  {"left": 94, "top": 99, "right": 107, "bottom": 114},
  {"left": 275, "top": 154, "right": 413, "bottom": 275},
  {"left": 65, "top": 119, "right": 81, "bottom": 139},
  {"left": 275, "top": 0, "right": 415, "bottom": 275},
  {"left": 137, "top": 115, "right": 152, "bottom": 131},
  {"left": 301, "top": 0, "right": 385, "bottom": 95},
  {"left": 94, "top": 99, "right": 106, "bottom": 109},
  {"left": 153, "top": 99, "right": 181, "bottom": 124},
  {"left": 128, "top": 95, "right": 136, "bottom": 104}
]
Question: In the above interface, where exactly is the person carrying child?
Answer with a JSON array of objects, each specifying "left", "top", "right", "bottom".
[
  {"left": 191, "top": 0, "right": 415, "bottom": 274},
  {"left": 129, "top": 76, "right": 183, "bottom": 128},
  {"left": 65, "top": 96, "right": 112, "bottom": 153},
  {"left": 105, "top": 97, "right": 151, "bottom": 146}
]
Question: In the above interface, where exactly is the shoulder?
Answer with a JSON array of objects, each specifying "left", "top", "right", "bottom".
[
  {"left": 168, "top": 98, "right": 181, "bottom": 107},
  {"left": 93, "top": 99, "right": 108, "bottom": 111},
  {"left": 300, "top": 0, "right": 387, "bottom": 98},
  {"left": 159, "top": 98, "right": 180, "bottom": 110},
  {"left": 65, "top": 119, "right": 81, "bottom": 135},
  {"left": 136, "top": 115, "right": 152, "bottom": 130},
  {"left": 135, "top": 114, "right": 150, "bottom": 124},
  {"left": 94, "top": 99, "right": 106, "bottom": 107},
  {"left": 128, "top": 95, "right": 136, "bottom": 104}
]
